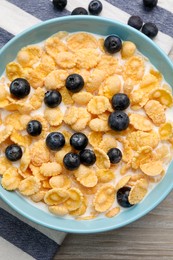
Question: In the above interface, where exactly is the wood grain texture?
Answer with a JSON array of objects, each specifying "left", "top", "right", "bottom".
[{"left": 54, "top": 190, "right": 173, "bottom": 260}]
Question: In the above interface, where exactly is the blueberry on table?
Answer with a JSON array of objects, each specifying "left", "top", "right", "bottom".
[
  {"left": 70, "top": 133, "right": 88, "bottom": 150},
  {"left": 108, "top": 111, "right": 129, "bottom": 131},
  {"left": 117, "top": 187, "right": 133, "bottom": 208},
  {"left": 5, "top": 144, "right": 23, "bottom": 161},
  {"left": 71, "top": 7, "right": 88, "bottom": 15},
  {"left": 107, "top": 148, "right": 122, "bottom": 164},
  {"left": 112, "top": 93, "right": 130, "bottom": 111},
  {"left": 46, "top": 132, "right": 65, "bottom": 151},
  {"left": 10, "top": 78, "right": 30, "bottom": 99},
  {"left": 142, "top": 22, "right": 158, "bottom": 38},
  {"left": 44, "top": 90, "right": 62, "bottom": 108},
  {"left": 65, "top": 74, "right": 84, "bottom": 93},
  {"left": 127, "top": 15, "right": 143, "bottom": 30},
  {"left": 52, "top": 0, "right": 67, "bottom": 10},
  {"left": 88, "top": 0, "right": 103, "bottom": 15},
  {"left": 63, "top": 152, "right": 80, "bottom": 170},
  {"left": 104, "top": 35, "right": 122, "bottom": 54},
  {"left": 143, "top": 0, "right": 158, "bottom": 8},
  {"left": 80, "top": 149, "right": 96, "bottom": 166},
  {"left": 27, "top": 120, "right": 42, "bottom": 136}
]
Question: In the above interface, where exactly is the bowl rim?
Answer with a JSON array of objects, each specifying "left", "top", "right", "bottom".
[{"left": 1, "top": 15, "right": 173, "bottom": 234}]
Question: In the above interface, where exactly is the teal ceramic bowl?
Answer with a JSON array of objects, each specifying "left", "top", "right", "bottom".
[{"left": 1, "top": 16, "right": 173, "bottom": 234}]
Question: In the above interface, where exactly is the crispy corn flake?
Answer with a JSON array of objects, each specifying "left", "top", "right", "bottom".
[
  {"left": 63, "top": 106, "right": 78, "bottom": 125},
  {"left": 150, "top": 69, "right": 162, "bottom": 83},
  {"left": 116, "top": 175, "right": 131, "bottom": 191},
  {"left": 121, "top": 140, "right": 133, "bottom": 163},
  {"left": 44, "top": 69, "right": 68, "bottom": 90},
  {"left": 105, "top": 207, "right": 120, "bottom": 218},
  {"left": 55, "top": 147, "right": 71, "bottom": 165},
  {"left": 89, "top": 118, "right": 110, "bottom": 132},
  {"left": 18, "top": 167, "right": 32, "bottom": 179},
  {"left": 20, "top": 147, "right": 30, "bottom": 172},
  {"left": 140, "top": 73, "right": 159, "bottom": 93},
  {"left": 44, "top": 107, "right": 63, "bottom": 126},
  {"left": 6, "top": 62, "right": 24, "bottom": 81},
  {"left": 127, "top": 130, "right": 159, "bottom": 150},
  {"left": 128, "top": 179, "right": 148, "bottom": 204},
  {"left": 4, "top": 112, "right": 23, "bottom": 130},
  {"left": 140, "top": 161, "right": 163, "bottom": 176},
  {"left": 97, "top": 55, "right": 121, "bottom": 76},
  {"left": 55, "top": 52, "right": 77, "bottom": 69},
  {"left": 86, "top": 69, "right": 106, "bottom": 93},
  {"left": 131, "top": 146, "right": 152, "bottom": 170},
  {"left": 31, "top": 190, "right": 46, "bottom": 203},
  {"left": 94, "top": 148, "right": 111, "bottom": 169},
  {"left": 93, "top": 184, "right": 115, "bottom": 212},
  {"left": 10, "top": 130, "right": 32, "bottom": 147},
  {"left": 98, "top": 111, "right": 111, "bottom": 121},
  {"left": 70, "top": 197, "right": 87, "bottom": 217},
  {"left": 0, "top": 125, "right": 13, "bottom": 144},
  {"left": 76, "top": 48, "right": 100, "bottom": 69},
  {"left": 149, "top": 88, "right": 173, "bottom": 107},
  {"left": 5, "top": 102, "right": 33, "bottom": 114},
  {"left": 59, "top": 87, "right": 74, "bottom": 105},
  {"left": 123, "top": 79, "right": 134, "bottom": 95},
  {"left": 45, "top": 36, "right": 68, "bottom": 58},
  {"left": 96, "top": 169, "right": 115, "bottom": 183},
  {"left": 130, "top": 89, "right": 149, "bottom": 108},
  {"left": 48, "top": 205, "right": 68, "bottom": 216},
  {"left": 99, "top": 75, "right": 121, "bottom": 99},
  {"left": 87, "top": 96, "right": 110, "bottom": 115},
  {"left": 152, "top": 145, "right": 170, "bottom": 162},
  {"left": 67, "top": 32, "right": 98, "bottom": 51},
  {"left": 29, "top": 87, "right": 45, "bottom": 110},
  {"left": 30, "top": 140, "right": 50, "bottom": 166},
  {"left": 99, "top": 136, "right": 117, "bottom": 152},
  {"left": 1, "top": 167, "right": 21, "bottom": 190},
  {"left": 18, "top": 176, "right": 41, "bottom": 196},
  {"left": 0, "top": 83, "right": 10, "bottom": 102},
  {"left": 88, "top": 131, "right": 103, "bottom": 147},
  {"left": 71, "top": 108, "right": 91, "bottom": 131},
  {"left": 44, "top": 188, "right": 69, "bottom": 205},
  {"left": 159, "top": 122, "right": 173, "bottom": 140},
  {"left": 120, "top": 163, "right": 131, "bottom": 175},
  {"left": 41, "top": 180, "right": 52, "bottom": 189},
  {"left": 41, "top": 52, "right": 56, "bottom": 71},
  {"left": 40, "top": 162, "right": 62, "bottom": 177},
  {"left": 129, "top": 114, "right": 153, "bottom": 131},
  {"left": 0, "top": 157, "right": 12, "bottom": 176},
  {"left": 49, "top": 175, "right": 71, "bottom": 189},
  {"left": 144, "top": 100, "right": 166, "bottom": 126},
  {"left": 17, "top": 45, "right": 42, "bottom": 67},
  {"left": 72, "top": 92, "right": 93, "bottom": 105},
  {"left": 29, "top": 164, "right": 46, "bottom": 181},
  {"left": 121, "top": 41, "right": 136, "bottom": 59},
  {"left": 123, "top": 56, "right": 145, "bottom": 82},
  {"left": 64, "top": 188, "right": 83, "bottom": 211},
  {"left": 74, "top": 165, "right": 98, "bottom": 188}
]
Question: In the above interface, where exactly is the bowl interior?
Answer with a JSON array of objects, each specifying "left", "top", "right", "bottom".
[{"left": 0, "top": 16, "right": 173, "bottom": 234}]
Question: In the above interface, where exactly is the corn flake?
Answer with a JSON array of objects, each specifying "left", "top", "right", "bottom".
[
  {"left": 0, "top": 125, "right": 13, "bottom": 144},
  {"left": 1, "top": 167, "right": 21, "bottom": 190},
  {"left": 94, "top": 148, "right": 110, "bottom": 169},
  {"left": 129, "top": 114, "right": 153, "bottom": 131},
  {"left": 18, "top": 176, "right": 41, "bottom": 196},
  {"left": 49, "top": 175, "right": 71, "bottom": 189},
  {"left": 72, "top": 92, "right": 93, "bottom": 105},
  {"left": 123, "top": 56, "right": 145, "bottom": 83},
  {"left": 10, "top": 130, "right": 32, "bottom": 147},
  {"left": 59, "top": 87, "right": 74, "bottom": 105},
  {"left": 6, "top": 62, "right": 24, "bottom": 81},
  {"left": 100, "top": 75, "right": 121, "bottom": 99},
  {"left": 128, "top": 179, "right": 148, "bottom": 204},
  {"left": 67, "top": 32, "right": 98, "bottom": 51},
  {"left": 48, "top": 205, "right": 68, "bottom": 216},
  {"left": 159, "top": 122, "right": 173, "bottom": 140},
  {"left": 63, "top": 106, "right": 78, "bottom": 125},
  {"left": 31, "top": 190, "right": 46, "bottom": 203},
  {"left": 144, "top": 100, "right": 166, "bottom": 126},
  {"left": 29, "top": 87, "right": 45, "bottom": 110},
  {"left": 116, "top": 175, "right": 131, "bottom": 191},
  {"left": 93, "top": 184, "right": 115, "bottom": 212},
  {"left": 76, "top": 48, "right": 100, "bottom": 69},
  {"left": 40, "top": 162, "right": 62, "bottom": 177},
  {"left": 105, "top": 207, "right": 120, "bottom": 218},
  {"left": 140, "top": 160, "right": 163, "bottom": 176},
  {"left": 44, "top": 70, "right": 68, "bottom": 90},
  {"left": 30, "top": 140, "right": 50, "bottom": 166},
  {"left": 17, "top": 45, "right": 42, "bottom": 67},
  {"left": 55, "top": 52, "right": 77, "bottom": 69},
  {"left": 99, "top": 136, "right": 117, "bottom": 152},
  {"left": 96, "top": 169, "right": 115, "bottom": 183},
  {"left": 44, "top": 188, "right": 69, "bottom": 205},
  {"left": 45, "top": 36, "right": 68, "bottom": 58},
  {"left": 64, "top": 188, "right": 83, "bottom": 211},
  {"left": 20, "top": 147, "right": 30, "bottom": 172},
  {"left": 149, "top": 88, "right": 173, "bottom": 107},
  {"left": 87, "top": 96, "right": 110, "bottom": 115},
  {"left": 71, "top": 108, "right": 91, "bottom": 131},
  {"left": 89, "top": 118, "right": 110, "bottom": 132},
  {"left": 44, "top": 107, "right": 63, "bottom": 126},
  {"left": 70, "top": 197, "right": 88, "bottom": 217},
  {"left": 121, "top": 41, "right": 136, "bottom": 59}
]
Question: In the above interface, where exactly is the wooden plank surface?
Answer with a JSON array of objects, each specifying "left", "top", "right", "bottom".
[{"left": 55, "top": 190, "right": 173, "bottom": 259}]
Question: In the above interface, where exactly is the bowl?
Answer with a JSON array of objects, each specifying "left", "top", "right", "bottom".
[{"left": 0, "top": 16, "right": 173, "bottom": 234}]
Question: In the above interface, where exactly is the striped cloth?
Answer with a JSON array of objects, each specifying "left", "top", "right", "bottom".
[{"left": 0, "top": 0, "right": 173, "bottom": 259}]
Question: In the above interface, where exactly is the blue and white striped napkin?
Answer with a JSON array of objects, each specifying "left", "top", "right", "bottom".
[{"left": 0, "top": 0, "right": 173, "bottom": 259}]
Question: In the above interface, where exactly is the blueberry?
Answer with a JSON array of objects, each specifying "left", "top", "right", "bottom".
[
  {"left": 52, "top": 0, "right": 67, "bottom": 10},
  {"left": 10, "top": 78, "right": 30, "bottom": 99},
  {"left": 71, "top": 7, "right": 88, "bottom": 15},
  {"left": 27, "top": 120, "right": 42, "bottom": 136},
  {"left": 80, "top": 149, "right": 96, "bottom": 166},
  {"left": 107, "top": 148, "right": 122, "bottom": 164},
  {"left": 142, "top": 22, "right": 158, "bottom": 38},
  {"left": 127, "top": 15, "right": 143, "bottom": 30},
  {"left": 112, "top": 93, "right": 130, "bottom": 111},
  {"left": 5, "top": 144, "right": 23, "bottom": 161},
  {"left": 70, "top": 133, "right": 88, "bottom": 150},
  {"left": 117, "top": 187, "right": 133, "bottom": 208},
  {"left": 143, "top": 0, "right": 158, "bottom": 8},
  {"left": 65, "top": 74, "right": 84, "bottom": 93},
  {"left": 63, "top": 152, "right": 80, "bottom": 171},
  {"left": 44, "top": 90, "right": 62, "bottom": 108},
  {"left": 108, "top": 111, "right": 129, "bottom": 131},
  {"left": 104, "top": 35, "right": 122, "bottom": 54},
  {"left": 88, "top": 0, "right": 103, "bottom": 15},
  {"left": 46, "top": 132, "right": 65, "bottom": 151}
]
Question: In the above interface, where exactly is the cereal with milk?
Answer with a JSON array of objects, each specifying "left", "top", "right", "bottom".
[{"left": 0, "top": 31, "right": 173, "bottom": 220}]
